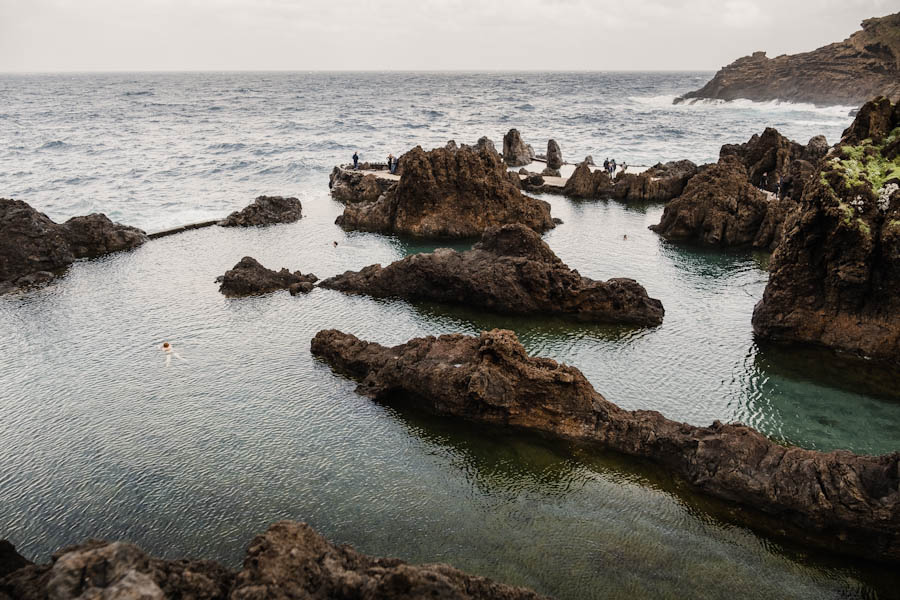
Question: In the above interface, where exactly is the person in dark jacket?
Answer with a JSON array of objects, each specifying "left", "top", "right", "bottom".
[{"left": 353, "top": 152, "right": 359, "bottom": 169}]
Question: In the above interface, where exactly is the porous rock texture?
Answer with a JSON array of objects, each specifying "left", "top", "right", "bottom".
[
  {"left": 649, "top": 157, "right": 787, "bottom": 248},
  {"left": 546, "top": 139, "right": 563, "bottom": 170},
  {"left": 329, "top": 168, "right": 395, "bottom": 204},
  {"left": 219, "top": 196, "right": 303, "bottom": 227},
  {"left": 752, "top": 97, "right": 900, "bottom": 363},
  {"left": 502, "top": 129, "right": 535, "bottom": 166},
  {"left": 218, "top": 256, "right": 318, "bottom": 297},
  {"left": 321, "top": 223, "right": 665, "bottom": 326},
  {"left": 0, "top": 521, "right": 546, "bottom": 599},
  {"left": 674, "top": 13, "right": 900, "bottom": 106},
  {"left": 560, "top": 160, "right": 698, "bottom": 203},
  {"left": 311, "top": 327, "right": 900, "bottom": 564},
  {"left": 0, "top": 198, "right": 148, "bottom": 294},
  {"left": 335, "top": 144, "right": 555, "bottom": 238}
]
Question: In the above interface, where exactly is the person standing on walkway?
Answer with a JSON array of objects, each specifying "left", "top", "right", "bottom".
[
  {"left": 610, "top": 159, "right": 617, "bottom": 178},
  {"left": 353, "top": 152, "right": 359, "bottom": 169},
  {"left": 390, "top": 155, "right": 398, "bottom": 174}
]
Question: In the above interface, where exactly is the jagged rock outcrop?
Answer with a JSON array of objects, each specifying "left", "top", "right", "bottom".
[
  {"left": 546, "top": 139, "right": 563, "bottom": 170},
  {"left": 752, "top": 97, "right": 900, "bottom": 363},
  {"left": 502, "top": 129, "right": 535, "bottom": 166},
  {"left": 560, "top": 160, "right": 698, "bottom": 203},
  {"left": 218, "top": 256, "right": 318, "bottom": 297},
  {"left": 649, "top": 157, "right": 789, "bottom": 248},
  {"left": 0, "top": 198, "right": 148, "bottom": 294},
  {"left": 583, "top": 155, "right": 595, "bottom": 166},
  {"left": 219, "top": 196, "right": 303, "bottom": 227},
  {"left": 540, "top": 167, "right": 561, "bottom": 178},
  {"left": 311, "top": 328, "right": 900, "bottom": 564},
  {"left": 335, "top": 144, "right": 555, "bottom": 238},
  {"left": 475, "top": 136, "right": 499, "bottom": 156},
  {"left": 674, "top": 13, "right": 900, "bottom": 106},
  {"left": 329, "top": 168, "right": 395, "bottom": 204},
  {"left": 0, "top": 542, "right": 30, "bottom": 579},
  {"left": 321, "top": 223, "right": 664, "bottom": 326},
  {"left": 0, "top": 521, "right": 545, "bottom": 600}
]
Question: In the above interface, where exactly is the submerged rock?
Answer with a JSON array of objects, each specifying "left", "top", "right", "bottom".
[
  {"left": 321, "top": 223, "right": 664, "bottom": 326},
  {"left": 752, "top": 97, "right": 900, "bottom": 363},
  {"left": 649, "top": 157, "right": 785, "bottom": 248},
  {"left": 673, "top": 13, "right": 900, "bottom": 106},
  {"left": 0, "top": 522, "right": 545, "bottom": 600},
  {"left": 219, "top": 196, "right": 303, "bottom": 227},
  {"left": 546, "top": 139, "right": 563, "bottom": 170},
  {"left": 219, "top": 256, "right": 318, "bottom": 297},
  {"left": 0, "top": 198, "right": 148, "bottom": 294},
  {"left": 502, "top": 128, "right": 534, "bottom": 166},
  {"left": 335, "top": 144, "right": 555, "bottom": 238},
  {"left": 311, "top": 327, "right": 900, "bottom": 564}
]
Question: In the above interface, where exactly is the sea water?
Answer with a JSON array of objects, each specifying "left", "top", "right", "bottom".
[{"left": 0, "top": 72, "right": 897, "bottom": 599}]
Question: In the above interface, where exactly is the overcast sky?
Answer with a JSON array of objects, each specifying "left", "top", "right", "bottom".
[{"left": 0, "top": 0, "right": 895, "bottom": 72}]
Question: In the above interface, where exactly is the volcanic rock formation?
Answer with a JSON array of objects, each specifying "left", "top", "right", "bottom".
[
  {"left": 321, "top": 223, "right": 665, "bottom": 326},
  {"left": 218, "top": 256, "right": 318, "bottom": 297},
  {"left": 219, "top": 196, "right": 303, "bottom": 227},
  {"left": 649, "top": 157, "right": 788, "bottom": 248},
  {"left": 311, "top": 328, "right": 900, "bottom": 564},
  {"left": 0, "top": 199, "right": 148, "bottom": 294},
  {"left": 752, "top": 96, "right": 900, "bottom": 363},
  {"left": 674, "top": 13, "right": 900, "bottom": 106},
  {"left": 329, "top": 168, "right": 394, "bottom": 204},
  {"left": 503, "top": 129, "right": 535, "bottom": 166},
  {"left": 335, "top": 144, "right": 555, "bottom": 238},
  {"left": 546, "top": 139, "right": 563, "bottom": 170},
  {"left": 0, "top": 521, "right": 545, "bottom": 600},
  {"left": 560, "top": 160, "right": 698, "bottom": 203}
]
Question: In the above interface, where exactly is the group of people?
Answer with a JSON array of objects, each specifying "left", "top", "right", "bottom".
[
  {"left": 602, "top": 158, "right": 626, "bottom": 178},
  {"left": 758, "top": 171, "right": 786, "bottom": 199},
  {"left": 351, "top": 151, "right": 398, "bottom": 174}
]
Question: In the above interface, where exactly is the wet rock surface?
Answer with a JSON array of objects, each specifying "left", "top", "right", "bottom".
[
  {"left": 649, "top": 157, "right": 788, "bottom": 248},
  {"left": 218, "top": 256, "right": 318, "bottom": 297},
  {"left": 674, "top": 13, "right": 900, "bottom": 106},
  {"left": 219, "top": 195, "right": 303, "bottom": 227},
  {"left": 502, "top": 129, "right": 535, "bottom": 166},
  {"left": 335, "top": 144, "right": 555, "bottom": 238},
  {"left": 311, "top": 327, "right": 900, "bottom": 564},
  {"left": 321, "top": 223, "right": 664, "bottom": 326},
  {"left": 0, "top": 198, "right": 148, "bottom": 294},
  {"left": 0, "top": 522, "right": 545, "bottom": 600},
  {"left": 752, "top": 97, "right": 900, "bottom": 363}
]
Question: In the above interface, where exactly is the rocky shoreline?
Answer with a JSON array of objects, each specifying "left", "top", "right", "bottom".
[
  {"left": 311, "top": 328, "right": 900, "bottom": 564},
  {"left": 0, "top": 521, "right": 546, "bottom": 600}
]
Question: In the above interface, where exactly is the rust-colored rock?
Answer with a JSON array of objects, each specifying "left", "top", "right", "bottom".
[
  {"left": 218, "top": 256, "right": 318, "bottom": 297},
  {"left": 674, "top": 13, "right": 900, "bottom": 106},
  {"left": 336, "top": 144, "right": 555, "bottom": 238},
  {"left": 321, "top": 223, "right": 664, "bottom": 326},
  {"left": 752, "top": 97, "right": 900, "bottom": 363},
  {"left": 219, "top": 196, "right": 302, "bottom": 227},
  {"left": 311, "top": 328, "right": 900, "bottom": 564},
  {"left": 0, "top": 522, "right": 546, "bottom": 600}
]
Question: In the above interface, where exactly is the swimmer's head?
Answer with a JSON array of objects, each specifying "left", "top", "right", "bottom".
[{"left": 162, "top": 342, "right": 170, "bottom": 349}]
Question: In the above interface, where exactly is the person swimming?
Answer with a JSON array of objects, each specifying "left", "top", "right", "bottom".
[{"left": 161, "top": 341, "right": 185, "bottom": 367}]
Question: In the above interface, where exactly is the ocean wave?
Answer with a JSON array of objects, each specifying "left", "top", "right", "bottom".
[
  {"left": 646, "top": 95, "right": 858, "bottom": 116},
  {"left": 515, "top": 104, "right": 535, "bottom": 111},
  {"left": 122, "top": 90, "right": 153, "bottom": 97},
  {"left": 39, "top": 140, "right": 68, "bottom": 150},
  {"left": 209, "top": 142, "right": 247, "bottom": 152}
]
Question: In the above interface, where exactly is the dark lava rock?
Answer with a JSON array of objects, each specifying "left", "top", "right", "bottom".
[
  {"left": 219, "top": 256, "right": 317, "bottom": 297},
  {"left": 561, "top": 161, "right": 601, "bottom": 198},
  {"left": 719, "top": 127, "right": 825, "bottom": 196},
  {"left": 0, "top": 542, "right": 30, "bottom": 579},
  {"left": 546, "top": 139, "right": 563, "bottom": 170},
  {"left": 502, "top": 128, "right": 534, "bottom": 166},
  {"left": 474, "top": 136, "right": 499, "bottom": 156},
  {"left": 311, "top": 327, "right": 900, "bottom": 564},
  {"left": 329, "top": 168, "right": 394, "bottom": 204},
  {"left": 540, "top": 166, "right": 561, "bottom": 177},
  {"left": 0, "top": 198, "right": 148, "bottom": 294},
  {"left": 335, "top": 144, "right": 555, "bottom": 238},
  {"left": 219, "top": 196, "right": 302, "bottom": 227},
  {"left": 1, "top": 522, "right": 545, "bottom": 600},
  {"left": 583, "top": 155, "right": 595, "bottom": 166},
  {"left": 321, "top": 223, "right": 664, "bottom": 326},
  {"left": 674, "top": 13, "right": 900, "bottom": 106},
  {"left": 752, "top": 97, "right": 900, "bottom": 363},
  {"left": 649, "top": 157, "right": 788, "bottom": 248},
  {"left": 562, "top": 160, "right": 698, "bottom": 203}
]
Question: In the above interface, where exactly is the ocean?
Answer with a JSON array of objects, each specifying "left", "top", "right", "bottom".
[{"left": 1, "top": 72, "right": 896, "bottom": 599}]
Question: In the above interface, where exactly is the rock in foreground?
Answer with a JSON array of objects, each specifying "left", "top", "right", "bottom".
[
  {"left": 219, "top": 256, "right": 318, "bottom": 297},
  {"left": 0, "top": 521, "right": 546, "bottom": 599},
  {"left": 311, "top": 328, "right": 900, "bottom": 564},
  {"left": 674, "top": 13, "right": 900, "bottom": 106},
  {"left": 220, "top": 196, "right": 303, "bottom": 227},
  {"left": 321, "top": 224, "right": 664, "bottom": 326},
  {"left": 336, "top": 144, "right": 555, "bottom": 238},
  {"left": 0, "top": 198, "right": 148, "bottom": 294},
  {"left": 752, "top": 97, "right": 900, "bottom": 363}
]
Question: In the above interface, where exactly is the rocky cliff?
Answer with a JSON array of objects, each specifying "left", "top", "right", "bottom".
[
  {"left": 311, "top": 328, "right": 900, "bottom": 564},
  {"left": 752, "top": 96, "right": 900, "bottom": 363},
  {"left": 321, "top": 223, "right": 665, "bottom": 326},
  {"left": 675, "top": 13, "right": 900, "bottom": 106}
]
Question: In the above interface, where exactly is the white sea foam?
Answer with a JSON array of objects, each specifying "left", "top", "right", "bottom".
[{"left": 631, "top": 94, "right": 857, "bottom": 117}]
